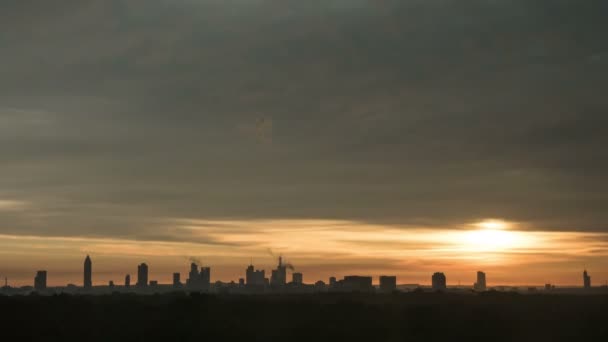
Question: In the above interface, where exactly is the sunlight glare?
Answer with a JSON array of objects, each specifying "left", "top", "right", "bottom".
[
  {"left": 475, "top": 219, "right": 509, "bottom": 230},
  {"left": 461, "top": 220, "right": 531, "bottom": 252}
]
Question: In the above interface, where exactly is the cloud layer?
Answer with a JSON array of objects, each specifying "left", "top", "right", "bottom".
[{"left": 1, "top": 0, "right": 607, "bottom": 247}]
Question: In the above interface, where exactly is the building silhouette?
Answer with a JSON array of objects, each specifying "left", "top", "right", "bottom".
[
  {"left": 187, "top": 263, "right": 211, "bottom": 291},
  {"left": 34, "top": 270, "right": 47, "bottom": 291},
  {"left": 342, "top": 276, "right": 374, "bottom": 292},
  {"left": 379, "top": 276, "right": 397, "bottom": 293},
  {"left": 270, "top": 256, "right": 287, "bottom": 287},
  {"left": 292, "top": 272, "right": 303, "bottom": 285},
  {"left": 200, "top": 267, "right": 211, "bottom": 289},
  {"left": 584, "top": 270, "right": 591, "bottom": 289},
  {"left": 329, "top": 277, "right": 337, "bottom": 288},
  {"left": 246, "top": 264, "right": 266, "bottom": 286},
  {"left": 137, "top": 263, "right": 148, "bottom": 287},
  {"left": 432, "top": 272, "right": 447, "bottom": 291},
  {"left": 84, "top": 255, "right": 92, "bottom": 290},
  {"left": 474, "top": 271, "right": 487, "bottom": 291},
  {"left": 125, "top": 274, "right": 131, "bottom": 287},
  {"left": 173, "top": 273, "right": 181, "bottom": 288}
]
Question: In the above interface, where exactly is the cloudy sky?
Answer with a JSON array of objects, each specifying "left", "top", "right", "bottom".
[{"left": 1, "top": 0, "right": 607, "bottom": 286}]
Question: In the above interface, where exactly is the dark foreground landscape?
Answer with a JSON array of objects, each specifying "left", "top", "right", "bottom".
[{"left": 1, "top": 292, "right": 607, "bottom": 341}]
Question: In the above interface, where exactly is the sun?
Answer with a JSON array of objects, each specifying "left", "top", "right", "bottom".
[
  {"left": 475, "top": 219, "right": 509, "bottom": 230},
  {"left": 460, "top": 220, "right": 530, "bottom": 252}
]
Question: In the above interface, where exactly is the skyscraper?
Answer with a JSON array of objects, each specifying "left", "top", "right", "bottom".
[
  {"left": 270, "top": 256, "right": 287, "bottom": 287},
  {"left": 200, "top": 267, "right": 211, "bottom": 290},
  {"left": 34, "top": 270, "right": 47, "bottom": 291},
  {"left": 125, "top": 274, "right": 131, "bottom": 287},
  {"left": 246, "top": 264, "right": 254, "bottom": 285},
  {"left": 583, "top": 270, "right": 591, "bottom": 289},
  {"left": 474, "top": 271, "right": 487, "bottom": 291},
  {"left": 84, "top": 255, "right": 92, "bottom": 290},
  {"left": 187, "top": 263, "right": 199, "bottom": 289},
  {"left": 187, "top": 263, "right": 211, "bottom": 291},
  {"left": 432, "top": 272, "right": 447, "bottom": 291},
  {"left": 246, "top": 264, "right": 265, "bottom": 286},
  {"left": 137, "top": 263, "right": 148, "bottom": 287}
]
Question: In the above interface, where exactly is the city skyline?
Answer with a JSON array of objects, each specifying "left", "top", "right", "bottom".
[{"left": 1, "top": 254, "right": 602, "bottom": 290}]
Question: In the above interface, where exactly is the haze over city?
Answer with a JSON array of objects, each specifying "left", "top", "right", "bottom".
[{"left": 1, "top": 0, "right": 607, "bottom": 288}]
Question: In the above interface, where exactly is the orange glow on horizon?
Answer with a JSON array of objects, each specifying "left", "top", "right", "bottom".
[{"left": 0, "top": 219, "right": 607, "bottom": 287}]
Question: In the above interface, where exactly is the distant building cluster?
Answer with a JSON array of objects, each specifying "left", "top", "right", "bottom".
[{"left": 0, "top": 255, "right": 601, "bottom": 296}]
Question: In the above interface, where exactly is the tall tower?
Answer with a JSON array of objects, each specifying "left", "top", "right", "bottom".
[
  {"left": 246, "top": 264, "right": 254, "bottom": 285},
  {"left": 84, "top": 255, "right": 92, "bottom": 290},
  {"left": 583, "top": 270, "right": 591, "bottom": 289},
  {"left": 270, "top": 255, "right": 287, "bottom": 286},
  {"left": 475, "top": 271, "right": 487, "bottom": 291},
  {"left": 137, "top": 263, "right": 148, "bottom": 287}
]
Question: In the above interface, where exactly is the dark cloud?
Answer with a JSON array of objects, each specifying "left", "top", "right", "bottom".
[{"left": 1, "top": 0, "right": 607, "bottom": 240}]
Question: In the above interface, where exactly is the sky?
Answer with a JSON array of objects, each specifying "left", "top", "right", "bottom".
[{"left": 1, "top": 0, "right": 607, "bottom": 287}]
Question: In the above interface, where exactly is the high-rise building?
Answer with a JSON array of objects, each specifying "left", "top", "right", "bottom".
[
  {"left": 432, "top": 272, "right": 447, "bottom": 291},
  {"left": 474, "top": 271, "right": 487, "bottom": 291},
  {"left": 292, "top": 272, "right": 303, "bottom": 285},
  {"left": 137, "top": 263, "right": 148, "bottom": 287},
  {"left": 246, "top": 264, "right": 265, "bottom": 286},
  {"left": 84, "top": 255, "right": 92, "bottom": 290},
  {"left": 125, "top": 274, "right": 131, "bottom": 287},
  {"left": 379, "top": 276, "right": 397, "bottom": 293},
  {"left": 188, "top": 263, "right": 199, "bottom": 288},
  {"left": 187, "top": 263, "right": 211, "bottom": 291},
  {"left": 246, "top": 264, "right": 254, "bottom": 284},
  {"left": 270, "top": 256, "right": 287, "bottom": 287},
  {"left": 584, "top": 270, "right": 591, "bottom": 289},
  {"left": 34, "top": 270, "right": 47, "bottom": 291},
  {"left": 173, "top": 273, "right": 181, "bottom": 288},
  {"left": 200, "top": 267, "right": 211, "bottom": 290}
]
